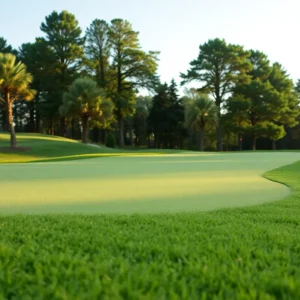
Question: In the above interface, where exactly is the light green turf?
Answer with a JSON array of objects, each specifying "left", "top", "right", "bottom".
[{"left": 1, "top": 151, "right": 300, "bottom": 214}]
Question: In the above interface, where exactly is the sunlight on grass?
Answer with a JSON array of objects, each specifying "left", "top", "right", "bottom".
[
  {"left": 0, "top": 133, "right": 180, "bottom": 163},
  {"left": 1, "top": 152, "right": 300, "bottom": 214},
  {"left": 1, "top": 133, "right": 300, "bottom": 214}
]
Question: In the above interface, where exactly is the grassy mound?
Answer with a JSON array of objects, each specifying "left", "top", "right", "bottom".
[
  {"left": 0, "top": 133, "right": 120, "bottom": 163},
  {"left": 0, "top": 161, "right": 300, "bottom": 298},
  {"left": 0, "top": 133, "right": 174, "bottom": 163}
]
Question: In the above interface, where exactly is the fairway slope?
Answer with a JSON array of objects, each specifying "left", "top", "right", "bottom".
[
  {"left": 0, "top": 133, "right": 143, "bottom": 163},
  {"left": 0, "top": 133, "right": 182, "bottom": 163}
]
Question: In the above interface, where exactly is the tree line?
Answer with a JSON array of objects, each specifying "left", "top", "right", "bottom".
[{"left": 0, "top": 10, "right": 299, "bottom": 150}]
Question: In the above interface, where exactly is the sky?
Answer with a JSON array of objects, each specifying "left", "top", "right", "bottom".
[{"left": 1, "top": 0, "right": 300, "bottom": 93}]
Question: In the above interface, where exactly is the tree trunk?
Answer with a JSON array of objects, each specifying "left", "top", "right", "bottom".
[
  {"left": 82, "top": 116, "right": 89, "bottom": 144},
  {"left": 238, "top": 134, "right": 243, "bottom": 151},
  {"left": 200, "top": 128, "right": 204, "bottom": 151},
  {"left": 6, "top": 99, "right": 17, "bottom": 148},
  {"left": 99, "top": 47, "right": 105, "bottom": 88},
  {"left": 103, "top": 130, "right": 107, "bottom": 145},
  {"left": 48, "top": 119, "right": 54, "bottom": 135},
  {"left": 71, "top": 118, "right": 75, "bottom": 139},
  {"left": 60, "top": 116, "right": 66, "bottom": 137},
  {"left": 272, "top": 140, "right": 276, "bottom": 150},
  {"left": 118, "top": 116, "right": 124, "bottom": 148},
  {"left": 216, "top": 104, "right": 223, "bottom": 151},
  {"left": 252, "top": 136, "right": 256, "bottom": 151},
  {"left": 29, "top": 102, "right": 35, "bottom": 132},
  {"left": 34, "top": 94, "right": 39, "bottom": 133}
]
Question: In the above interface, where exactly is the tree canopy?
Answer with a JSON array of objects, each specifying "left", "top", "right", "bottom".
[
  {"left": 0, "top": 11, "right": 299, "bottom": 151},
  {"left": 181, "top": 38, "right": 251, "bottom": 151},
  {"left": 0, "top": 53, "right": 36, "bottom": 147},
  {"left": 60, "top": 77, "right": 113, "bottom": 143},
  {"left": 185, "top": 94, "right": 217, "bottom": 151}
]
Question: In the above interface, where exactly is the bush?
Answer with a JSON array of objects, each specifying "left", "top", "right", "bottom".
[{"left": 106, "top": 133, "right": 116, "bottom": 148}]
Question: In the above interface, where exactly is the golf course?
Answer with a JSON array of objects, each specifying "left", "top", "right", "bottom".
[
  {"left": 1, "top": 133, "right": 300, "bottom": 298},
  {"left": 0, "top": 135, "right": 300, "bottom": 214}
]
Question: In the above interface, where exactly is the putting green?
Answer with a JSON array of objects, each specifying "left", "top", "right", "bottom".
[{"left": 1, "top": 152, "right": 300, "bottom": 214}]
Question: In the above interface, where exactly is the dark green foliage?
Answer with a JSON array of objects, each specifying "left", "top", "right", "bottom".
[
  {"left": 148, "top": 81, "right": 185, "bottom": 149},
  {"left": 85, "top": 19, "right": 110, "bottom": 89},
  {"left": 0, "top": 161, "right": 299, "bottom": 298},
  {"left": 184, "top": 94, "right": 217, "bottom": 151},
  {"left": 0, "top": 37, "right": 12, "bottom": 53},
  {"left": 108, "top": 18, "right": 159, "bottom": 147},
  {"left": 181, "top": 38, "right": 251, "bottom": 151},
  {"left": 106, "top": 132, "right": 116, "bottom": 148},
  {"left": 227, "top": 51, "right": 299, "bottom": 150},
  {"left": 18, "top": 42, "right": 47, "bottom": 133},
  {"left": 295, "top": 79, "right": 300, "bottom": 95},
  {"left": 60, "top": 78, "right": 113, "bottom": 143},
  {"left": 2, "top": 14, "right": 300, "bottom": 150},
  {"left": 168, "top": 80, "right": 186, "bottom": 148},
  {"left": 148, "top": 84, "right": 171, "bottom": 148},
  {"left": 39, "top": 10, "right": 85, "bottom": 136},
  {"left": 132, "top": 96, "right": 152, "bottom": 146},
  {"left": 0, "top": 37, "right": 17, "bottom": 55}
]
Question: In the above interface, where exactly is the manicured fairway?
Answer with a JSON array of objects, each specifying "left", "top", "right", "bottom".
[{"left": 1, "top": 152, "right": 300, "bottom": 214}]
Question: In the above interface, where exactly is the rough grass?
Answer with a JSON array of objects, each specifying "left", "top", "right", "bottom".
[{"left": 0, "top": 161, "right": 300, "bottom": 299}]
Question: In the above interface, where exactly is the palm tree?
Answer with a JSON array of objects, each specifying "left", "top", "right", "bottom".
[
  {"left": 0, "top": 53, "right": 36, "bottom": 148},
  {"left": 185, "top": 94, "right": 217, "bottom": 151},
  {"left": 60, "top": 77, "right": 114, "bottom": 144}
]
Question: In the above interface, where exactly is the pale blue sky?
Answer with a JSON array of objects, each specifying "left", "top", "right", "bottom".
[{"left": 1, "top": 0, "right": 299, "bottom": 89}]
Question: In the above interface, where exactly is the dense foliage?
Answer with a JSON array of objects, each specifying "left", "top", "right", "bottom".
[{"left": 0, "top": 11, "right": 299, "bottom": 150}]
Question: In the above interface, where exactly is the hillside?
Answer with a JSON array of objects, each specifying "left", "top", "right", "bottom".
[{"left": 0, "top": 133, "right": 122, "bottom": 163}]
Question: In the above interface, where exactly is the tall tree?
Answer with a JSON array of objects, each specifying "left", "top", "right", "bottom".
[
  {"left": 229, "top": 51, "right": 299, "bottom": 150},
  {"left": 224, "top": 95, "right": 251, "bottom": 150},
  {"left": 39, "top": 10, "right": 85, "bottom": 136},
  {"left": 184, "top": 94, "right": 217, "bottom": 151},
  {"left": 0, "top": 37, "right": 14, "bottom": 54},
  {"left": 148, "top": 84, "right": 170, "bottom": 148},
  {"left": 168, "top": 79, "right": 185, "bottom": 148},
  {"left": 0, "top": 37, "right": 16, "bottom": 131},
  {"left": 0, "top": 53, "right": 36, "bottom": 147},
  {"left": 85, "top": 19, "right": 110, "bottom": 88},
  {"left": 132, "top": 95, "right": 152, "bottom": 146},
  {"left": 18, "top": 42, "right": 46, "bottom": 132},
  {"left": 268, "top": 63, "right": 299, "bottom": 149},
  {"left": 60, "top": 78, "right": 113, "bottom": 143},
  {"left": 108, "top": 18, "right": 159, "bottom": 147},
  {"left": 181, "top": 38, "right": 251, "bottom": 151}
]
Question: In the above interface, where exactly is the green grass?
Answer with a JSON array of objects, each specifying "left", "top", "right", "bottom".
[
  {"left": 0, "top": 133, "right": 176, "bottom": 163},
  {"left": 1, "top": 133, "right": 300, "bottom": 298},
  {"left": 2, "top": 133, "right": 299, "bottom": 214},
  {"left": 0, "top": 161, "right": 300, "bottom": 299},
  {"left": 1, "top": 151, "right": 300, "bottom": 213}
]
